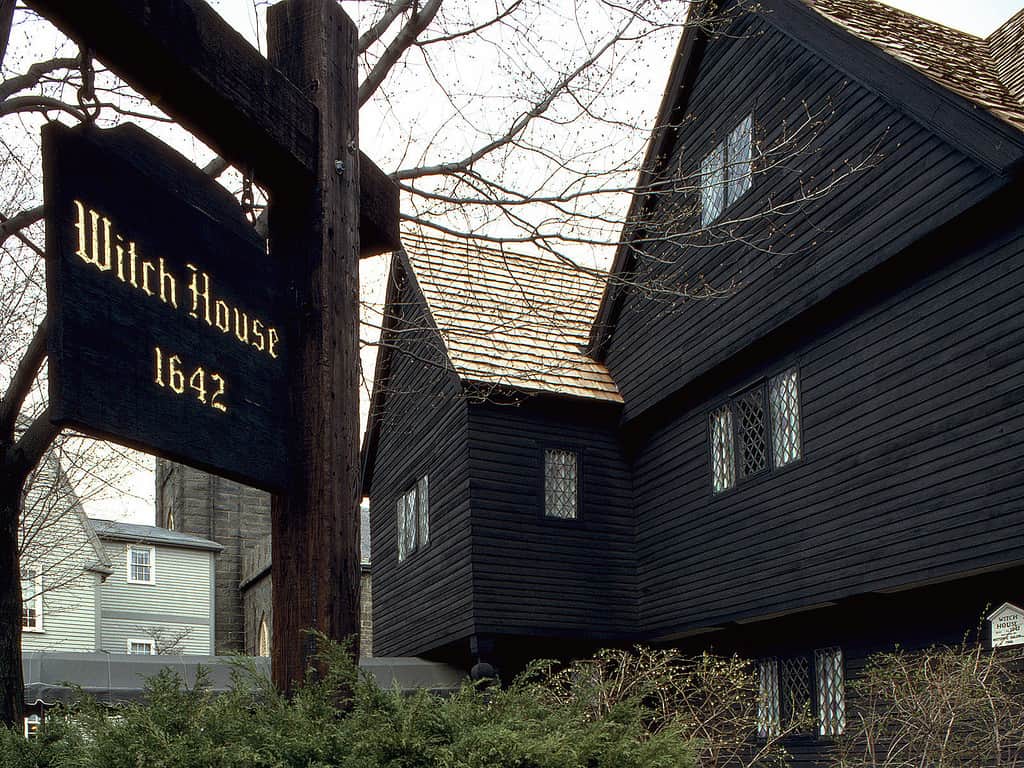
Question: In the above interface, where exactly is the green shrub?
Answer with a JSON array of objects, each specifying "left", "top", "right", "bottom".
[{"left": 3, "top": 641, "right": 794, "bottom": 768}]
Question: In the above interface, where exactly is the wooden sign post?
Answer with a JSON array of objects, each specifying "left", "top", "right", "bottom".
[{"left": 27, "top": 0, "right": 398, "bottom": 691}]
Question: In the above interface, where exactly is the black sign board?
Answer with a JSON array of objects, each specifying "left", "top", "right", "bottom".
[{"left": 43, "top": 123, "right": 288, "bottom": 491}]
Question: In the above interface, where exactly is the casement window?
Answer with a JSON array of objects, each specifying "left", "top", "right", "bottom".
[
  {"left": 544, "top": 448, "right": 579, "bottom": 519},
  {"left": 20, "top": 567, "right": 43, "bottom": 632},
  {"left": 757, "top": 648, "right": 845, "bottom": 739},
  {"left": 127, "top": 639, "right": 155, "bottom": 655},
  {"left": 127, "top": 545, "right": 155, "bottom": 584},
  {"left": 700, "top": 113, "right": 754, "bottom": 226},
  {"left": 710, "top": 367, "right": 801, "bottom": 493},
  {"left": 815, "top": 647, "right": 846, "bottom": 736},
  {"left": 397, "top": 475, "right": 429, "bottom": 562}
]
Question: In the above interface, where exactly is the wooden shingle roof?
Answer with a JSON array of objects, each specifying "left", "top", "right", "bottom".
[
  {"left": 402, "top": 233, "right": 621, "bottom": 403},
  {"left": 803, "top": 0, "right": 1024, "bottom": 129}
]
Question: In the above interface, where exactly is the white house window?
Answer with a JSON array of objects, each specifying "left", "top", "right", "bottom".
[
  {"left": 397, "top": 475, "right": 429, "bottom": 561},
  {"left": 127, "top": 545, "right": 155, "bottom": 584},
  {"left": 815, "top": 647, "right": 846, "bottom": 736},
  {"left": 127, "top": 639, "right": 155, "bottom": 655},
  {"left": 769, "top": 368, "right": 801, "bottom": 468},
  {"left": 544, "top": 448, "right": 579, "bottom": 519},
  {"left": 700, "top": 113, "right": 754, "bottom": 226},
  {"left": 23, "top": 714, "right": 41, "bottom": 739},
  {"left": 710, "top": 406, "right": 735, "bottom": 493},
  {"left": 20, "top": 567, "right": 42, "bottom": 632},
  {"left": 757, "top": 658, "right": 780, "bottom": 738}
]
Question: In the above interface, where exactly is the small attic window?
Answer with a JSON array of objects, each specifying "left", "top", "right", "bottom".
[{"left": 700, "top": 113, "right": 753, "bottom": 226}]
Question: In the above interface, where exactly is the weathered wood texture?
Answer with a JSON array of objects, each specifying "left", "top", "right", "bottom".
[
  {"left": 24, "top": 0, "right": 399, "bottom": 256},
  {"left": 633, "top": 187, "right": 1024, "bottom": 640},
  {"left": 43, "top": 123, "right": 288, "bottom": 491},
  {"left": 467, "top": 398, "right": 636, "bottom": 640},
  {"left": 366, "top": 257, "right": 475, "bottom": 658},
  {"left": 669, "top": 566, "right": 1024, "bottom": 768},
  {"left": 603, "top": 14, "right": 1004, "bottom": 421},
  {"left": 267, "top": 0, "right": 361, "bottom": 690}
]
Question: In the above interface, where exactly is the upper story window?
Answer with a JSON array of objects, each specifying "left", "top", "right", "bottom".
[
  {"left": 710, "top": 367, "right": 801, "bottom": 493},
  {"left": 544, "top": 448, "right": 579, "bottom": 519},
  {"left": 257, "top": 614, "right": 270, "bottom": 657},
  {"left": 397, "top": 475, "right": 429, "bottom": 562},
  {"left": 21, "top": 567, "right": 42, "bottom": 632},
  {"left": 127, "top": 639, "right": 155, "bottom": 655},
  {"left": 700, "top": 113, "right": 754, "bottom": 227},
  {"left": 127, "top": 545, "right": 155, "bottom": 584}
]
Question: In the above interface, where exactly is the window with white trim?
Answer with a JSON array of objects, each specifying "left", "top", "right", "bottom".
[
  {"left": 544, "top": 448, "right": 579, "bottom": 519},
  {"left": 127, "top": 639, "right": 154, "bottom": 655},
  {"left": 700, "top": 113, "right": 754, "bottom": 226},
  {"left": 20, "top": 567, "right": 42, "bottom": 632},
  {"left": 127, "top": 545, "right": 155, "bottom": 584},
  {"left": 397, "top": 475, "right": 428, "bottom": 562},
  {"left": 710, "top": 368, "right": 801, "bottom": 493},
  {"left": 23, "top": 714, "right": 41, "bottom": 739}
]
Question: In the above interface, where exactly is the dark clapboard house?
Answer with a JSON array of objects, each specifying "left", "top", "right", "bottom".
[{"left": 362, "top": 0, "right": 1024, "bottom": 761}]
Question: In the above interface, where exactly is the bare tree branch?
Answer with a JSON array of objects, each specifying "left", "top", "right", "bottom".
[
  {"left": 0, "top": 0, "right": 15, "bottom": 71},
  {"left": 358, "top": 0, "right": 443, "bottom": 107},
  {"left": 0, "top": 317, "right": 46, "bottom": 441},
  {"left": 0, "top": 206, "right": 43, "bottom": 250},
  {"left": 8, "top": 408, "right": 59, "bottom": 484},
  {"left": 358, "top": 0, "right": 414, "bottom": 54},
  {"left": 0, "top": 57, "right": 78, "bottom": 101}
]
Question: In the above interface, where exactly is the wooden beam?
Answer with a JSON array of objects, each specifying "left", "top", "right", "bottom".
[
  {"left": 24, "top": 0, "right": 400, "bottom": 255},
  {"left": 268, "top": 0, "right": 362, "bottom": 690}
]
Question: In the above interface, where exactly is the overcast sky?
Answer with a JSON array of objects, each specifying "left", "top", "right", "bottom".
[{"left": 81, "top": 0, "right": 1024, "bottom": 524}]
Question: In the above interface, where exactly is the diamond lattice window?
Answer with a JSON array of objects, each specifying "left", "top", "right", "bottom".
[
  {"left": 735, "top": 387, "right": 768, "bottom": 479},
  {"left": 816, "top": 647, "right": 846, "bottom": 736},
  {"left": 545, "top": 449, "right": 579, "bottom": 519},
  {"left": 700, "top": 144, "right": 725, "bottom": 226},
  {"left": 710, "top": 406, "right": 735, "bottom": 493},
  {"left": 397, "top": 475, "right": 429, "bottom": 561},
  {"left": 770, "top": 368, "right": 801, "bottom": 468},
  {"left": 780, "top": 655, "right": 811, "bottom": 731},
  {"left": 757, "top": 658, "right": 781, "bottom": 738},
  {"left": 727, "top": 115, "right": 753, "bottom": 204}
]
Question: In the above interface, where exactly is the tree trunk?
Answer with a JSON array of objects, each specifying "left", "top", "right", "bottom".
[{"left": 0, "top": 469, "right": 24, "bottom": 728}]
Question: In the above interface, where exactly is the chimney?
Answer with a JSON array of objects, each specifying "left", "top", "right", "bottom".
[{"left": 988, "top": 8, "right": 1024, "bottom": 104}]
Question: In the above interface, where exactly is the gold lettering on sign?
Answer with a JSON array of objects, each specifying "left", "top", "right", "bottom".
[
  {"left": 154, "top": 346, "right": 228, "bottom": 413},
  {"left": 71, "top": 203, "right": 282, "bottom": 361}
]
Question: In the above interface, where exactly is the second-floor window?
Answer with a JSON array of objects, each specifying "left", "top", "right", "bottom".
[
  {"left": 397, "top": 475, "right": 429, "bottom": 562},
  {"left": 700, "top": 113, "right": 753, "bottom": 226},
  {"left": 127, "top": 545, "right": 155, "bottom": 584},
  {"left": 710, "top": 367, "right": 802, "bottom": 493},
  {"left": 21, "top": 567, "right": 42, "bottom": 632},
  {"left": 544, "top": 448, "right": 579, "bottom": 519}
]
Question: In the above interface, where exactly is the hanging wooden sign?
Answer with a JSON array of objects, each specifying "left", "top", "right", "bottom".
[{"left": 43, "top": 122, "right": 288, "bottom": 491}]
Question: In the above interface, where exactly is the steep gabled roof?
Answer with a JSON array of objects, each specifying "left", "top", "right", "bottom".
[
  {"left": 590, "top": 0, "right": 1024, "bottom": 357},
  {"left": 404, "top": 233, "right": 621, "bottom": 403},
  {"left": 804, "top": 0, "right": 1024, "bottom": 130}
]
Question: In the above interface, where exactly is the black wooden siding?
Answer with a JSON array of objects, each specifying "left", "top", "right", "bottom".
[
  {"left": 466, "top": 398, "right": 637, "bottom": 638},
  {"left": 604, "top": 13, "right": 1002, "bottom": 421},
  {"left": 367, "top": 271, "right": 475, "bottom": 657},
  {"left": 634, "top": 202, "right": 1024, "bottom": 640}
]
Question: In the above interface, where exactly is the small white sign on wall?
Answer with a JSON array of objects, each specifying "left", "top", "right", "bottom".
[{"left": 988, "top": 602, "right": 1024, "bottom": 648}]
